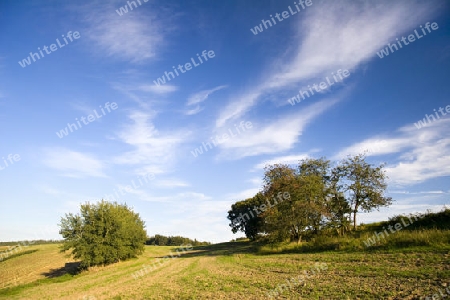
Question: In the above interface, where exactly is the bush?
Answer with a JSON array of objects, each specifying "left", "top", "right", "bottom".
[{"left": 59, "top": 200, "right": 147, "bottom": 269}]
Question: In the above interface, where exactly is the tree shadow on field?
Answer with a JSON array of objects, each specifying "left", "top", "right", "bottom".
[
  {"left": 41, "top": 261, "right": 81, "bottom": 278},
  {"left": 178, "top": 241, "right": 259, "bottom": 258}
]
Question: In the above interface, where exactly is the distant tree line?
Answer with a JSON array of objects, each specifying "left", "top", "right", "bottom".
[
  {"left": 146, "top": 234, "right": 210, "bottom": 246},
  {"left": 0, "top": 239, "right": 61, "bottom": 246},
  {"left": 227, "top": 154, "right": 392, "bottom": 243}
]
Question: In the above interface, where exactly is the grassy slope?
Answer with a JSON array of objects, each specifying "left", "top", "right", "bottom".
[{"left": 0, "top": 240, "right": 449, "bottom": 300}]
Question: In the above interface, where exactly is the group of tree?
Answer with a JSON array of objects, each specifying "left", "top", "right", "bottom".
[
  {"left": 227, "top": 154, "right": 393, "bottom": 243},
  {"left": 146, "top": 234, "right": 210, "bottom": 246}
]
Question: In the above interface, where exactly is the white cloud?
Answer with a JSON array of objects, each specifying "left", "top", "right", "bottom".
[
  {"left": 184, "top": 105, "right": 203, "bottom": 116},
  {"left": 216, "top": 0, "right": 439, "bottom": 127},
  {"left": 334, "top": 118, "right": 450, "bottom": 186},
  {"left": 216, "top": 90, "right": 262, "bottom": 128},
  {"left": 386, "top": 139, "right": 450, "bottom": 185},
  {"left": 333, "top": 138, "right": 410, "bottom": 160},
  {"left": 187, "top": 85, "right": 227, "bottom": 106},
  {"left": 253, "top": 154, "right": 310, "bottom": 170},
  {"left": 225, "top": 188, "right": 261, "bottom": 202},
  {"left": 183, "top": 85, "right": 227, "bottom": 115},
  {"left": 138, "top": 191, "right": 211, "bottom": 203},
  {"left": 42, "top": 148, "right": 106, "bottom": 178},
  {"left": 80, "top": 2, "right": 170, "bottom": 63},
  {"left": 152, "top": 179, "right": 190, "bottom": 188},
  {"left": 389, "top": 190, "right": 447, "bottom": 195},
  {"left": 113, "top": 111, "right": 189, "bottom": 174},
  {"left": 138, "top": 84, "right": 178, "bottom": 95},
  {"left": 247, "top": 177, "right": 263, "bottom": 187},
  {"left": 217, "top": 97, "right": 340, "bottom": 159}
]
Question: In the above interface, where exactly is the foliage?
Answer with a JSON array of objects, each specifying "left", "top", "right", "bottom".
[
  {"left": 333, "top": 153, "right": 392, "bottom": 230},
  {"left": 2, "top": 233, "right": 450, "bottom": 299},
  {"left": 227, "top": 192, "right": 266, "bottom": 240},
  {"left": 365, "top": 207, "right": 450, "bottom": 232},
  {"left": 146, "top": 234, "right": 210, "bottom": 246},
  {"left": 227, "top": 154, "right": 392, "bottom": 242},
  {"left": 59, "top": 200, "right": 147, "bottom": 269}
]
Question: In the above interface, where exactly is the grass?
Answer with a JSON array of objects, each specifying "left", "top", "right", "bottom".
[
  {"left": 0, "top": 234, "right": 449, "bottom": 299},
  {"left": 0, "top": 249, "right": 39, "bottom": 263},
  {"left": 268, "top": 229, "right": 450, "bottom": 253}
]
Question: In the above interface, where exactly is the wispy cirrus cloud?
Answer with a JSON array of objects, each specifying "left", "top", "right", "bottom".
[
  {"left": 334, "top": 118, "right": 450, "bottom": 186},
  {"left": 79, "top": 1, "right": 172, "bottom": 63},
  {"left": 184, "top": 85, "right": 227, "bottom": 115},
  {"left": 187, "top": 85, "right": 227, "bottom": 106},
  {"left": 113, "top": 111, "right": 189, "bottom": 175},
  {"left": 152, "top": 178, "right": 190, "bottom": 188},
  {"left": 42, "top": 147, "right": 106, "bottom": 178},
  {"left": 217, "top": 97, "right": 340, "bottom": 159},
  {"left": 138, "top": 84, "right": 178, "bottom": 95},
  {"left": 216, "top": 0, "right": 440, "bottom": 127},
  {"left": 184, "top": 105, "right": 203, "bottom": 116},
  {"left": 389, "top": 190, "right": 447, "bottom": 195},
  {"left": 253, "top": 153, "right": 310, "bottom": 170},
  {"left": 135, "top": 191, "right": 211, "bottom": 203},
  {"left": 333, "top": 138, "right": 409, "bottom": 160},
  {"left": 224, "top": 188, "right": 261, "bottom": 202}
]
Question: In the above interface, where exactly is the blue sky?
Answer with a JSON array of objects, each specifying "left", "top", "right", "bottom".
[{"left": 0, "top": 0, "right": 449, "bottom": 243}]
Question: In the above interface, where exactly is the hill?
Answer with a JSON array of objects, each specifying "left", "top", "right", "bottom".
[{"left": 1, "top": 236, "right": 449, "bottom": 299}]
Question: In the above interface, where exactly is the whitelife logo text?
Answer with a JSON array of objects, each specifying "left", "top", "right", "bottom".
[
  {"left": 18, "top": 31, "right": 81, "bottom": 68},
  {"left": 56, "top": 102, "right": 118, "bottom": 139}
]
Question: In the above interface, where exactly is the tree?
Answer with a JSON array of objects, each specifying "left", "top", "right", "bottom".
[
  {"left": 262, "top": 164, "right": 310, "bottom": 243},
  {"left": 297, "top": 158, "right": 331, "bottom": 235},
  {"left": 227, "top": 193, "right": 266, "bottom": 240},
  {"left": 59, "top": 200, "right": 147, "bottom": 269},
  {"left": 261, "top": 161, "right": 334, "bottom": 243},
  {"left": 326, "top": 184, "right": 352, "bottom": 236},
  {"left": 334, "top": 154, "right": 392, "bottom": 230}
]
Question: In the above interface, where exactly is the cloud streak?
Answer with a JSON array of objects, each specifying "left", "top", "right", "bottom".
[
  {"left": 216, "top": 0, "right": 440, "bottom": 127},
  {"left": 113, "top": 111, "right": 189, "bottom": 175},
  {"left": 42, "top": 148, "right": 106, "bottom": 178},
  {"left": 187, "top": 85, "right": 227, "bottom": 106},
  {"left": 185, "top": 85, "right": 227, "bottom": 115},
  {"left": 79, "top": 1, "right": 170, "bottom": 63},
  {"left": 217, "top": 96, "right": 340, "bottom": 159},
  {"left": 335, "top": 119, "right": 450, "bottom": 186}
]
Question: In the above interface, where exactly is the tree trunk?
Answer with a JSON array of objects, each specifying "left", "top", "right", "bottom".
[{"left": 353, "top": 210, "right": 357, "bottom": 231}]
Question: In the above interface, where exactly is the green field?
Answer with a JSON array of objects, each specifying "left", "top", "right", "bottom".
[{"left": 1, "top": 238, "right": 449, "bottom": 299}]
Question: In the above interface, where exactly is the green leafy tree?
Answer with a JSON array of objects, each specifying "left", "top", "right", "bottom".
[
  {"left": 334, "top": 154, "right": 393, "bottom": 230},
  {"left": 326, "top": 184, "right": 352, "bottom": 236},
  {"left": 227, "top": 192, "right": 266, "bottom": 240},
  {"left": 59, "top": 200, "right": 147, "bottom": 269},
  {"left": 297, "top": 158, "right": 331, "bottom": 235},
  {"left": 263, "top": 164, "right": 307, "bottom": 243}
]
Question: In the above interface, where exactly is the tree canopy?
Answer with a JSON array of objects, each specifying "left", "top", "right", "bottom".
[
  {"left": 227, "top": 154, "right": 392, "bottom": 242},
  {"left": 59, "top": 200, "right": 147, "bottom": 269}
]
